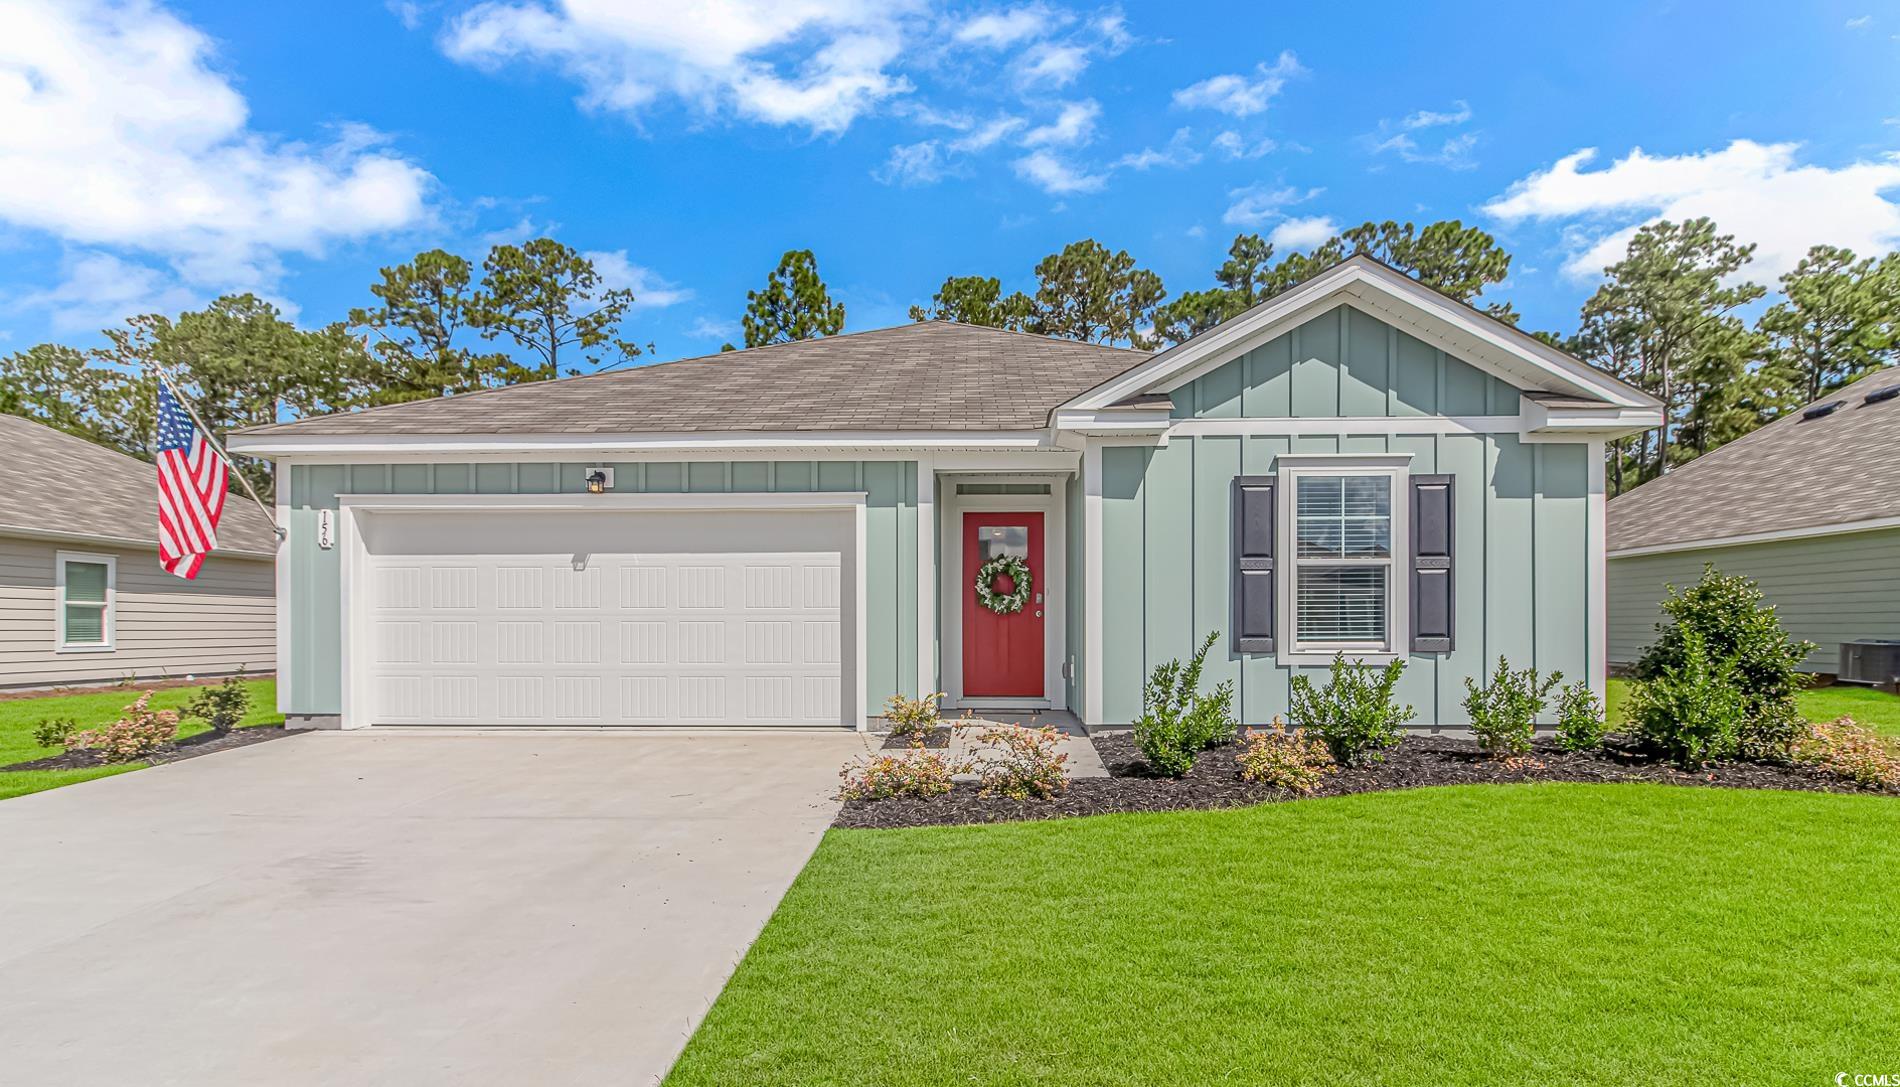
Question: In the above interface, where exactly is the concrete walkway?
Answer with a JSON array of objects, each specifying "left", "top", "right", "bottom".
[{"left": 0, "top": 728, "right": 861, "bottom": 1086}]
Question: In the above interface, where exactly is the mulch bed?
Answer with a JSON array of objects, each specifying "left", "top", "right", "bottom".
[
  {"left": 2, "top": 726, "right": 296, "bottom": 772},
  {"left": 834, "top": 732, "right": 1897, "bottom": 830},
  {"left": 879, "top": 727, "right": 953, "bottom": 750}
]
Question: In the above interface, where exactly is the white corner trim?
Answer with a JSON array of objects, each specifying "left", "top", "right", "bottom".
[
  {"left": 1587, "top": 440, "right": 1608, "bottom": 701},
  {"left": 855, "top": 499, "right": 870, "bottom": 732},
  {"left": 1081, "top": 441, "right": 1104, "bottom": 724},
  {"left": 915, "top": 456, "right": 936, "bottom": 699},
  {"left": 1607, "top": 515, "right": 1900, "bottom": 559},
  {"left": 1051, "top": 407, "right": 1175, "bottom": 435},
  {"left": 274, "top": 460, "right": 292, "bottom": 714},
  {"left": 53, "top": 549, "right": 117, "bottom": 653},
  {"left": 1059, "top": 258, "right": 1659, "bottom": 414}
]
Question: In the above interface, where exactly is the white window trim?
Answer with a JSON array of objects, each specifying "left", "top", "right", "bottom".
[
  {"left": 54, "top": 550, "right": 117, "bottom": 654},
  {"left": 1276, "top": 456, "right": 1410, "bottom": 666}
]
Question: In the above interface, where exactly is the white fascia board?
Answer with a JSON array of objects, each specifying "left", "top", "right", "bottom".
[
  {"left": 1607, "top": 515, "right": 1900, "bottom": 559},
  {"left": 1050, "top": 407, "right": 1175, "bottom": 437},
  {"left": 1059, "top": 257, "right": 1660, "bottom": 413},
  {"left": 337, "top": 491, "right": 868, "bottom": 513},
  {"left": 227, "top": 429, "right": 1059, "bottom": 458}
]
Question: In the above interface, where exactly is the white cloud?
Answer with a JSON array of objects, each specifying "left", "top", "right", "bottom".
[
  {"left": 1013, "top": 150, "right": 1104, "bottom": 194},
  {"left": 17, "top": 251, "right": 200, "bottom": 332},
  {"left": 1013, "top": 40, "right": 1090, "bottom": 88},
  {"left": 1399, "top": 99, "right": 1471, "bottom": 129},
  {"left": 1483, "top": 139, "right": 1900, "bottom": 279},
  {"left": 1221, "top": 183, "right": 1318, "bottom": 227},
  {"left": 686, "top": 315, "right": 736, "bottom": 341},
  {"left": 387, "top": 0, "right": 423, "bottom": 29},
  {"left": 1367, "top": 100, "right": 1479, "bottom": 168},
  {"left": 1213, "top": 130, "right": 1275, "bottom": 160},
  {"left": 1116, "top": 127, "right": 1200, "bottom": 171},
  {"left": 954, "top": 5, "right": 1064, "bottom": 48},
  {"left": 1172, "top": 51, "right": 1303, "bottom": 118},
  {"left": 873, "top": 139, "right": 947, "bottom": 185},
  {"left": 949, "top": 115, "right": 1026, "bottom": 152},
  {"left": 583, "top": 249, "right": 691, "bottom": 307},
  {"left": 0, "top": 0, "right": 435, "bottom": 308},
  {"left": 1021, "top": 99, "right": 1099, "bottom": 147},
  {"left": 1372, "top": 130, "right": 1480, "bottom": 169},
  {"left": 442, "top": 0, "right": 920, "bottom": 135},
  {"left": 1268, "top": 215, "right": 1337, "bottom": 251},
  {"left": 1846, "top": 14, "right": 1872, "bottom": 28}
]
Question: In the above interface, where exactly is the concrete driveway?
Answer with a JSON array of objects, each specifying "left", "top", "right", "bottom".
[{"left": 0, "top": 728, "right": 864, "bottom": 1086}]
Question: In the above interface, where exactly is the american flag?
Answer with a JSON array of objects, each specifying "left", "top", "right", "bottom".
[{"left": 155, "top": 382, "right": 228, "bottom": 580}]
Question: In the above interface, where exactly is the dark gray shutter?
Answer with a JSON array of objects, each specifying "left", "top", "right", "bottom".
[
  {"left": 1410, "top": 474, "right": 1454, "bottom": 653},
  {"left": 1233, "top": 476, "right": 1275, "bottom": 653}
]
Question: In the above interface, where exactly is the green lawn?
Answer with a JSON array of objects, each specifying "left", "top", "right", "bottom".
[
  {"left": 0, "top": 679, "right": 281, "bottom": 801},
  {"left": 666, "top": 784, "right": 1900, "bottom": 1085},
  {"left": 1607, "top": 676, "right": 1900, "bottom": 737}
]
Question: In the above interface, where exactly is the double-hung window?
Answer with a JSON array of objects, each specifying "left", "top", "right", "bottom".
[
  {"left": 56, "top": 552, "right": 116, "bottom": 652},
  {"left": 1281, "top": 460, "right": 1409, "bottom": 662}
]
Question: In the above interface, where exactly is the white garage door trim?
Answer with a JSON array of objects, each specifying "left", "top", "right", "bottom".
[{"left": 335, "top": 491, "right": 869, "bottom": 731}]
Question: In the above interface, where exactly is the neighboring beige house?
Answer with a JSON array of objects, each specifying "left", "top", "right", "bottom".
[
  {"left": 0, "top": 414, "right": 276, "bottom": 690},
  {"left": 1609, "top": 365, "right": 1900, "bottom": 676}
]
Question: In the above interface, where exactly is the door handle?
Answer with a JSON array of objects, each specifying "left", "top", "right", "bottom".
[
  {"left": 1034, "top": 610, "right": 1042, "bottom": 617},
  {"left": 1035, "top": 592, "right": 1043, "bottom": 604}
]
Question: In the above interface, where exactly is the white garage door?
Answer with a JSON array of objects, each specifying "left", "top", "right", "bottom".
[{"left": 358, "top": 509, "right": 849, "bottom": 727}]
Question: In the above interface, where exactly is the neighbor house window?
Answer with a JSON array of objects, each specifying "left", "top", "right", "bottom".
[
  {"left": 56, "top": 552, "right": 116, "bottom": 652},
  {"left": 1282, "top": 462, "right": 1408, "bottom": 660}
]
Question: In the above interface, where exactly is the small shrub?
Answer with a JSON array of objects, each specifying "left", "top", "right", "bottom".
[
  {"left": 1635, "top": 565, "right": 1814, "bottom": 759},
  {"left": 32, "top": 716, "right": 79, "bottom": 752},
  {"left": 1793, "top": 717, "right": 1900, "bottom": 790},
  {"left": 1235, "top": 717, "right": 1335, "bottom": 794},
  {"left": 884, "top": 690, "right": 945, "bottom": 740},
  {"left": 838, "top": 746, "right": 966, "bottom": 801},
  {"left": 1289, "top": 654, "right": 1415, "bottom": 766},
  {"left": 1553, "top": 682, "right": 1607, "bottom": 752},
  {"left": 1462, "top": 657, "right": 1562, "bottom": 757},
  {"left": 971, "top": 724, "right": 1069, "bottom": 800},
  {"left": 1133, "top": 631, "right": 1237, "bottom": 777},
  {"left": 1626, "top": 630, "right": 1746, "bottom": 766},
  {"left": 69, "top": 693, "right": 179, "bottom": 763},
  {"left": 183, "top": 674, "right": 252, "bottom": 736}
]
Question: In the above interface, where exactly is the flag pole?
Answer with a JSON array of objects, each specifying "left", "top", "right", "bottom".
[{"left": 147, "top": 363, "right": 286, "bottom": 542}]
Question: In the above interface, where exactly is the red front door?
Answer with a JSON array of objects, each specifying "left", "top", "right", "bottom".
[{"left": 962, "top": 512, "right": 1044, "bottom": 698}]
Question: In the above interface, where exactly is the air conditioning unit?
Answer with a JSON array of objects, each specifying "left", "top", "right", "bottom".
[{"left": 1838, "top": 640, "right": 1900, "bottom": 686}]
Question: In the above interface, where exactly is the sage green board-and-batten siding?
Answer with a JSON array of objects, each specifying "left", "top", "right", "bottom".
[
  {"left": 1093, "top": 304, "right": 1597, "bottom": 727},
  {"left": 283, "top": 460, "right": 919, "bottom": 717},
  {"left": 1608, "top": 527, "right": 1900, "bottom": 675}
]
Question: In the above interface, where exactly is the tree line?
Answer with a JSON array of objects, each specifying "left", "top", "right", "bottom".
[{"left": 4, "top": 222, "right": 1896, "bottom": 501}]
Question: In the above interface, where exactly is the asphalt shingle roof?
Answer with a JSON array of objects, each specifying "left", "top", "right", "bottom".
[
  {"left": 240, "top": 322, "right": 1150, "bottom": 438},
  {"left": 1607, "top": 365, "right": 1900, "bottom": 552},
  {"left": 0, "top": 414, "right": 277, "bottom": 555}
]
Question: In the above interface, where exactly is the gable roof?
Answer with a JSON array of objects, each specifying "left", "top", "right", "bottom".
[
  {"left": 1608, "top": 365, "right": 1900, "bottom": 554},
  {"left": 0, "top": 414, "right": 277, "bottom": 556},
  {"left": 236, "top": 322, "right": 1147, "bottom": 441},
  {"left": 1062, "top": 254, "right": 1662, "bottom": 413}
]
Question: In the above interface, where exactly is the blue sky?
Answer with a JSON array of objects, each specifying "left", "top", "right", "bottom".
[{"left": 3, "top": 0, "right": 1898, "bottom": 362}]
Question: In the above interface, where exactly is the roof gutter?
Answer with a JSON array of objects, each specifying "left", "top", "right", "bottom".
[
  {"left": 0, "top": 523, "right": 276, "bottom": 560},
  {"left": 227, "top": 429, "right": 1066, "bottom": 457}
]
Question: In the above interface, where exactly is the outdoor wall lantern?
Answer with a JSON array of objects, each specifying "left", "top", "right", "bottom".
[{"left": 584, "top": 466, "right": 614, "bottom": 493}]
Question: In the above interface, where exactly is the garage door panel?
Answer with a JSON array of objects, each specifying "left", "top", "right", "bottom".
[{"left": 364, "top": 528, "right": 847, "bottom": 726}]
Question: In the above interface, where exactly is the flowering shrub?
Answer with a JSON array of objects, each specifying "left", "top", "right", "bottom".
[
  {"left": 1289, "top": 654, "right": 1415, "bottom": 766},
  {"left": 1235, "top": 717, "right": 1335, "bottom": 794},
  {"left": 1554, "top": 682, "right": 1607, "bottom": 752},
  {"left": 1462, "top": 657, "right": 1562, "bottom": 757},
  {"left": 32, "top": 716, "right": 79, "bottom": 752},
  {"left": 884, "top": 690, "right": 946, "bottom": 740},
  {"left": 69, "top": 693, "right": 178, "bottom": 763},
  {"left": 1793, "top": 717, "right": 1900, "bottom": 789},
  {"left": 971, "top": 724, "right": 1069, "bottom": 800},
  {"left": 838, "top": 746, "right": 966, "bottom": 801}
]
